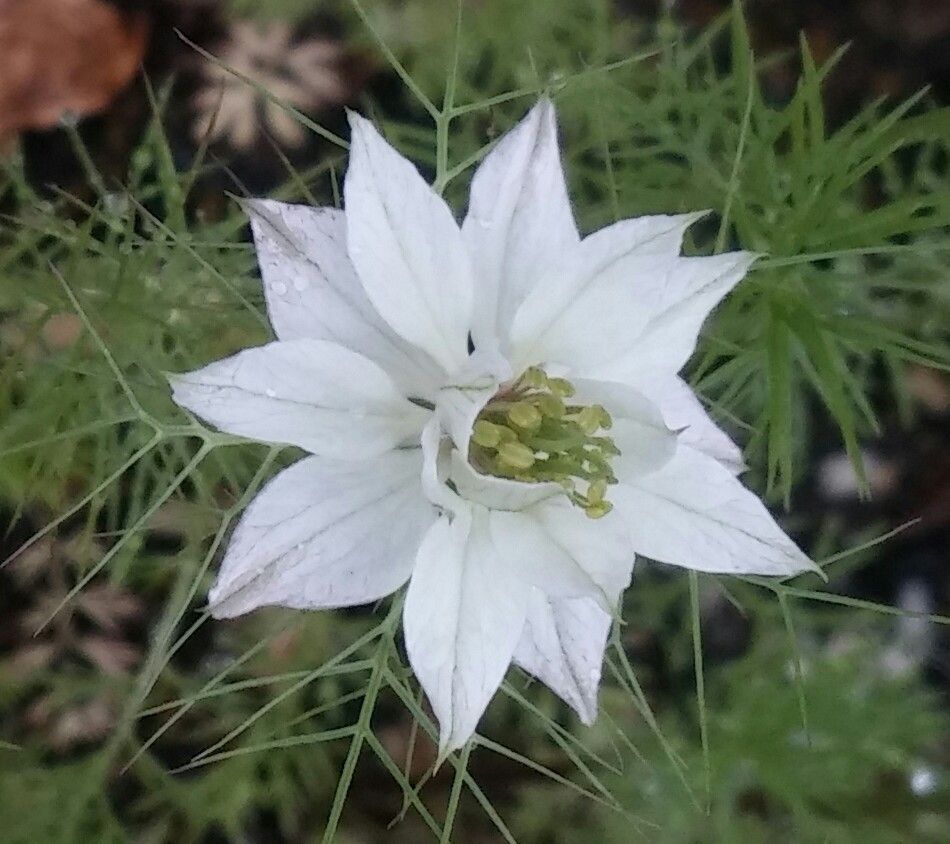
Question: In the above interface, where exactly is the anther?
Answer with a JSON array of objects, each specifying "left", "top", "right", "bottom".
[
  {"left": 472, "top": 420, "right": 504, "bottom": 448},
  {"left": 548, "top": 377, "right": 576, "bottom": 398},
  {"left": 575, "top": 406, "right": 604, "bottom": 435},
  {"left": 521, "top": 367, "right": 548, "bottom": 389},
  {"left": 508, "top": 401, "right": 542, "bottom": 430},
  {"left": 587, "top": 479, "right": 607, "bottom": 505},
  {"left": 497, "top": 441, "right": 536, "bottom": 470},
  {"left": 536, "top": 393, "right": 565, "bottom": 419},
  {"left": 584, "top": 501, "right": 613, "bottom": 519}
]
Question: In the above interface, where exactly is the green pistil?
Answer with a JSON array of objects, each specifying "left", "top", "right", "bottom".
[{"left": 469, "top": 366, "right": 620, "bottom": 519}]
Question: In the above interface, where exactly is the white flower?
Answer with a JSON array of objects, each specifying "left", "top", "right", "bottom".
[{"left": 170, "top": 99, "right": 816, "bottom": 755}]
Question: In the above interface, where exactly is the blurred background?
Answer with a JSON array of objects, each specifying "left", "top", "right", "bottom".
[{"left": 0, "top": 1, "right": 948, "bottom": 841}]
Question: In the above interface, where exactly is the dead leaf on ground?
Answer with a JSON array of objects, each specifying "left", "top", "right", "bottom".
[{"left": 0, "top": 0, "right": 150, "bottom": 137}]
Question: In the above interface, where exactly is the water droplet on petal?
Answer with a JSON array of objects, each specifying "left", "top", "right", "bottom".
[
  {"left": 271, "top": 281, "right": 288, "bottom": 296},
  {"left": 293, "top": 277, "right": 308, "bottom": 291},
  {"left": 265, "top": 388, "right": 276, "bottom": 398}
]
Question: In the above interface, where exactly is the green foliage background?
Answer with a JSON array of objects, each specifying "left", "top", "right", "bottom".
[{"left": 1, "top": 1, "right": 948, "bottom": 841}]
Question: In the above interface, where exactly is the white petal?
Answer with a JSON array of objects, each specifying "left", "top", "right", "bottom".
[
  {"left": 450, "top": 450, "right": 562, "bottom": 511},
  {"left": 579, "top": 211, "right": 709, "bottom": 257},
  {"left": 613, "top": 444, "right": 817, "bottom": 576},
  {"left": 435, "top": 347, "right": 510, "bottom": 455},
  {"left": 513, "top": 591, "right": 612, "bottom": 725},
  {"left": 508, "top": 212, "right": 707, "bottom": 369},
  {"left": 246, "top": 199, "right": 444, "bottom": 400},
  {"left": 571, "top": 378, "right": 677, "bottom": 478},
  {"left": 593, "top": 252, "right": 759, "bottom": 379},
  {"left": 490, "top": 498, "right": 634, "bottom": 610},
  {"left": 512, "top": 239, "right": 755, "bottom": 378},
  {"left": 404, "top": 508, "right": 529, "bottom": 754},
  {"left": 169, "top": 339, "right": 428, "bottom": 458},
  {"left": 344, "top": 113, "right": 475, "bottom": 374},
  {"left": 462, "top": 98, "right": 579, "bottom": 348},
  {"left": 209, "top": 451, "right": 435, "bottom": 617},
  {"left": 629, "top": 372, "right": 745, "bottom": 474},
  {"left": 420, "top": 416, "right": 462, "bottom": 513}
]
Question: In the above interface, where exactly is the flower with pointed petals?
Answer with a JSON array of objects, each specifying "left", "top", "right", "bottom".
[{"left": 170, "top": 99, "right": 817, "bottom": 756}]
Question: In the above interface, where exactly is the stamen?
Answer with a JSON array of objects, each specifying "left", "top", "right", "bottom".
[
  {"left": 497, "top": 441, "right": 536, "bottom": 470},
  {"left": 472, "top": 420, "right": 503, "bottom": 448},
  {"left": 507, "top": 401, "right": 542, "bottom": 430},
  {"left": 469, "top": 366, "right": 621, "bottom": 518}
]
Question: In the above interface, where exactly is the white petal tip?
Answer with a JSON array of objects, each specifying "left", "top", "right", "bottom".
[
  {"left": 166, "top": 372, "right": 189, "bottom": 401},
  {"left": 435, "top": 734, "right": 470, "bottom": 768},
  {"left": 207, "top": 581, "right": 272, "bottom": 619},
  {"left": 206, "top": 587, "right": 241, "bottom": 620},
  {"left": 239, "top": 196, "right": 270, "bottom": 215},
  {"left": 166, "top": 372, "right": 205, "bottom": 415},
  {"left": 346, "top": 109, "right": 371, "bottom": 135},
  {"left": 207, "top": 603, "right": 233, "bottom": 621},
  {"left": 535, "top": 95, "right": 556, "bottom": 116},
  {"left": 206, "top": 593, "right": 236, "bottom": 620},
  {"left": 346, "top": 110, "right": 376, "bottom": 149},
  {"left": 756, "top": 552, "right": 822, "bottom": 580},
  {"left": 577, "top": 705, "right": 598, "bottom": 727}
]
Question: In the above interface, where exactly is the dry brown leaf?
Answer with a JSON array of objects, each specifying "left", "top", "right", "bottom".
[
  {"left": 191, "top": 21, "right": 353, "bottom": 150},
  {"left": 77, "top": 583, "right": 144, "bottom": 633},
  {"left": 75, "top": 634, "right": 142, "bottom": 676},
  {"left": 0, "top": 0, "right": 149, "bottom": 136},
  {"left": 8, "top": 641, "right": 60, "bottom": 676},
  {"left": 47, "top": 698, "right": 114, "bottom": 751},
  {"left": 25, "top": 695, "right": 116, "bottom": 752},
  {"left": 906, "top": 365, "right": 950, "bottom": 414}
]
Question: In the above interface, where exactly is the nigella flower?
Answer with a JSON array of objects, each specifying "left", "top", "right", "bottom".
[{"left": 170, "top": 99, "right": 816, "bottom": 754}]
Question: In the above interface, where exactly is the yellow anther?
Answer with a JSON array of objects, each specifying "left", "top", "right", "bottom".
[
  {"left": 497, "top": 441, "right": 536, "bottom": 470},
  {"left": 536, "top": 393, "right": 565, "bottom": 419},
  {"left": 472, "top": 420, "right": 503, "bottom": 448},
  {"left": 497, "top": 425, "right": 517, "bottom": 444},
  {"left": 584, "top": 501, "right": 613, "bottom": 519},
  {"left": 587, "top": 479, "right": 607, "bottom": 506},
  {"left": 548, "top": 377, "right": 576, "bottom": 398},
  {"left": 575, "top": 406, "right": 603, "bottom": 435},
  {"left": 508, "top": 401, "right": 542, "bottom": 430},
  {"left": 521, "top": 367, "right": 548, "bottom": 389}
]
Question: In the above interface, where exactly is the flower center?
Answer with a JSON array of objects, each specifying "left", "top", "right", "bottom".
[{"left": 469, "top": 367, "right": 620, "bottom": 518}]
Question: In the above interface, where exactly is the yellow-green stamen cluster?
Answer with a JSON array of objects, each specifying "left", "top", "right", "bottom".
[{"left": 470, "top": 367, "right": 620, "bottom": 518}]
